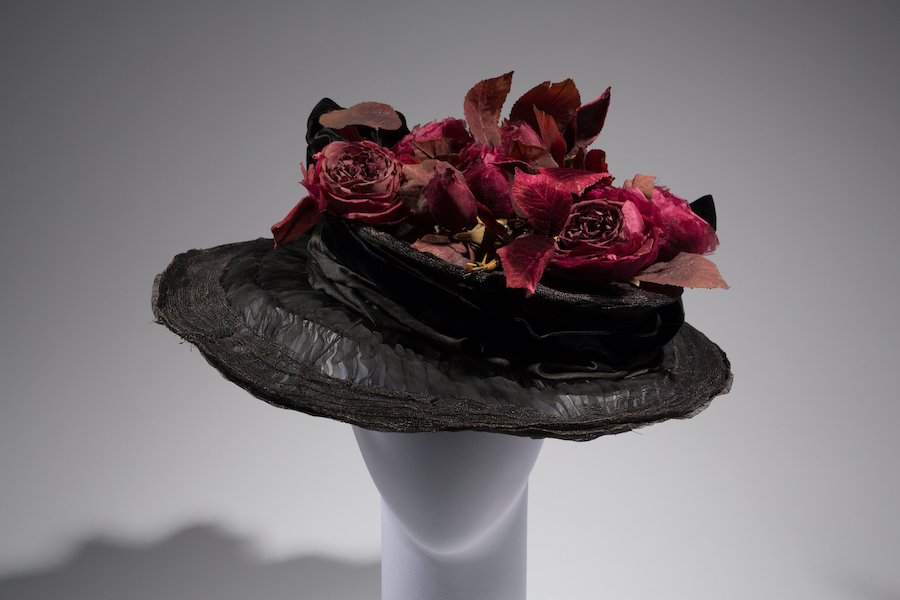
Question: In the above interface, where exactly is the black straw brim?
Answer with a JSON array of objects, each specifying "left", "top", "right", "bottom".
[{"left": 152, "top": 239, "right": 731, "bottom": 441}]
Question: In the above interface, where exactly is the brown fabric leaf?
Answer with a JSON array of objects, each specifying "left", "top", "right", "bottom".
[
  {"left": 319, "top": 101, "right": 402, "bottom": 131},
  {"left": 635, "top": 252, "right": 729, "bottom": 289}
]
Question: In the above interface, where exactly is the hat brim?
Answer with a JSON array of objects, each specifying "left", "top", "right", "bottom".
[{"left": 152, "top": 238, "right": 731, "bottom": 441}]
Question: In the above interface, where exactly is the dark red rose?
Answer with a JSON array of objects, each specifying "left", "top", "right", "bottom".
[
  {"left": 463, "top": 160, "right": 515, "bottom": 218},
  {"left": 548, "top": 186, "right": 664, "bottom": 281},
  {"left": 302, "top": 140, "right": 406, "bottom": 225},
  {"left": 425, "top": 166, "right": 478, "bottom": 230}
]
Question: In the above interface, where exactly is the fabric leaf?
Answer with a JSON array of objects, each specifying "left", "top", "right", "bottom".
[
  {"left": 506, "top": 140, "right": 558, "bottom": 169},
  {"left": 510, "top": 79, "right": 581, "bottom": 135},
  {"left": 512, "top": 168, "right": 606, "bottom": 236},
  {"left": 583, "top": 149, "right": 610, "bottom": 175},
  {"left": 464, "top": 72, "right": 513, "bottom": 147},
  {"left": 497, "top": 234, "right": 556, "bottom": 296},
  {"left": 538, "top": 167, "right": 607, "bottom": 196},
  {"left": 571, "top": 87, "right": 611, "bottom": 152},
  {"left": 634, "top": 252, "right": 729, "bottom": 289},
  {"left": 272, "top": 196, "right": 322, "bottom": 247},
  {"left": 533, "top": 107, "right": 567, "bottom": 166},
  {"left": 319, "top": 102, "right": 403, "bottom": 130},
  {"left": 511, "top": 169, "right": 575, "bottom": 236},
  {"left": 412, "top": 235, "right": 473, "bottom": 267}
]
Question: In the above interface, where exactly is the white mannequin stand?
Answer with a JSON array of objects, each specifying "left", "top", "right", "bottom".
[{"left": 353, "top": 427, "right": 544, "bottom": 600}]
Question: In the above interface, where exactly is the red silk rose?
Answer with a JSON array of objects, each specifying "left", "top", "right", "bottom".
[
  {"left": 303, "top": 140, "right": 407, "bottom": 225},
  {"left": 650, "top": 186, "right": 719, "bottom": 260},
  {"left": 425, "top": 165, "right": 478, "bottom": 230},
  {"left": 463, "top": 159, "right": 515, "bottom": 218},
  {"left": 547, "top": 187, "right": 664, "bottom": 281},
  {"left": 624, "top": 174, "right": 719, "bottom": 260}
]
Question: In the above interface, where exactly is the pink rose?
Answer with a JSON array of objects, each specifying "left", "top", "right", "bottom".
[
  {"left": 303, "top": 140, "right": 407, "bottom": 225},
  {"left": 624, "top": 174, "right": 718, "bottom": 260},
  {"left": 651, "top": 186, "right": 719, "bottom": 260},
  {"left": 547, "top": 187, "right": 664, "bottom": 281}
]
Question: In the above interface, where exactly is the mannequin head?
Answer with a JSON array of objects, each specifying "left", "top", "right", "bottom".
[{"left": 354, "top": 428, "right": 543, "bottom": 554}]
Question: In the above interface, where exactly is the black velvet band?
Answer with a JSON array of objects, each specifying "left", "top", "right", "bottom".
[{"left": 305, "top": 214, "right": 685, "bottom": 379}]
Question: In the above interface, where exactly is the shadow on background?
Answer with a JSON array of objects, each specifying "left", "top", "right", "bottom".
[{"left": 0, "top": 524, "right": 379, "bottom": 600}]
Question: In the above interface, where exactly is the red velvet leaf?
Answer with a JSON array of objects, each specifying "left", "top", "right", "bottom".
[
  {"left": 510, "top": 79, "right": 581, "bottom": 135},
  {"left": 511, "top": 169, "right": 574, "bottom": 236},
  {"left": 494, "top": 158, "right": 538, "bottom": 177},
  {"left": 568, "top": 147, "right": 585, "bottom": 170},
  {"left": 497, "top": 234, "right": 556, "bottom": 296},
  {"left": 538, "top": 167, "right": 606, "bottom": 196},
  {"left": 464, "top": 72, "right": 514, "bottom": 147},
  {"left": 319, "top": 102, "right": 403, "bottom": 130},
  {"left": 533, "top": 107, "right": 567, "bottom": 167},
  {"left": 634, "top": 252, "right": 729, "bottom": 289},
  {"left": 572, "top": 87, "right": 611, "bottom": 151},
  {"left": 271, "top": 196, "right": 322, "bottom": 247},
  {"left": 506, "top": 140, "right": 557, "bottom": 169},
  {"left": 583, "top": 148, "right": 610, "bottom": 175}
]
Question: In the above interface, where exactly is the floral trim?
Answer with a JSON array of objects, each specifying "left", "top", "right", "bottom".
[{"left": 273, "top": 72, "right": 727, "bottom": 295}]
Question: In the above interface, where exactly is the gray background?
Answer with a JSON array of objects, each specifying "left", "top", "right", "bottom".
[{"left": 2, "top": 1, "right": 898, "bottom": 598}]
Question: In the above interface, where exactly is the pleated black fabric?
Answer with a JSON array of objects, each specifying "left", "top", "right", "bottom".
[{"left": 307, "top": 214, "right": 685, "bottom": 378}]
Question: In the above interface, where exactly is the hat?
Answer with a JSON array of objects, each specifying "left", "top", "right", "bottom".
[{"left": 152, "top": 74, "right": 732, "bottom": 441}]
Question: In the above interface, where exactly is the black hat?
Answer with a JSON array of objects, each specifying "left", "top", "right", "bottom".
[{"left": 153, "top": 76, "right": 731, "bottom": 441}]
